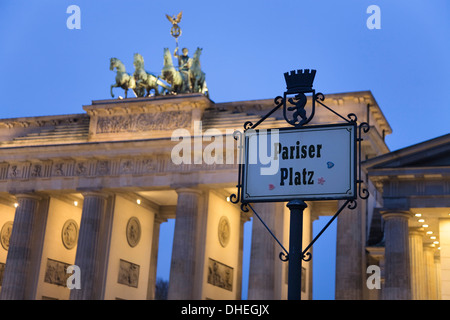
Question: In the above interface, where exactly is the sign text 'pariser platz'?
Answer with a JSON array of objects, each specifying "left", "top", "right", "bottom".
[{"left": 242, "top": 123, "right": 357, "bottom": 202}]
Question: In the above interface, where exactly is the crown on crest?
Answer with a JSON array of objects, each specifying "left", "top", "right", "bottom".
[{"left": 284, "top": 69, "right": 316, "bottom": 94}]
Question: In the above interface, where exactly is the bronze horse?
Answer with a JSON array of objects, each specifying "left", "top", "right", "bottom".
[
  {"left": 110, "top": 57, "right": 136, "bottom": 98},
  {"left": 133, "top": 53, "right": 171, "bottom": 97},
  {"left": 190, "top": 47, "right": 209, "bottom": 97},
  {"left": 161, "top": 48, "right": 190, "bottom": 94}
]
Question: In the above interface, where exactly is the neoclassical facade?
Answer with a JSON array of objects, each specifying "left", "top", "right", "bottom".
[
  {"left": 362, "top": 133, "right": 450, "bottom": 300},
  {"left": 3, "top": 90, "right": 441, "bottom": 300}
]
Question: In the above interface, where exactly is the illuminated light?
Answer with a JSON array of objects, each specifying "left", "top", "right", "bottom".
[
  {"left": 226, "top": 196, "right": 230, "bottom": 202},
  {"left": 418, "top": 219, "right": 425, "bottom": 223},
  {"left": 74, "top": 201, "right": 78, "bottom": 207},
  {"left": 136, "top": 199, "right": 141, "bottom": 205},
  {"left": 415, "top": 213, "right": 422, "bottom": 217},
  {"left": 431, "top": 244, "right": 436, "bottom": 247},
  {"left": 427, "top": 231, "right": 433, "bottom": 235},
  {"left": 14, "top": 203, "right": 19, "bottom": 208},
  {"left": 438, "top": 247, "right": 441, "bottom": 250},
  {"left": 433, "top": 241, "right": 439, "bottom": 244},
  {"left": 422, "top": 224, "right": 429, "bottom": 228},
  {"left": 430, "top": 236, "right": 437, "bottom": 240}
]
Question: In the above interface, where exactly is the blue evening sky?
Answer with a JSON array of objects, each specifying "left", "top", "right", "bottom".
[{"left": 0, "top": 1, "right": 448, "bottom": 300}]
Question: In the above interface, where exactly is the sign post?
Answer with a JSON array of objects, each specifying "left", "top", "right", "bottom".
[
  {"left": 229, "top": 69, "right": 369, "bottom": 300},
  {"left": 286, "top": 199, "right": 307, "bottom": 300}
]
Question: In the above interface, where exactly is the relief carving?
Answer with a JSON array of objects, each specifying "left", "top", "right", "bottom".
[
  {"left": 218, "top": 216, "right": 230, "bottom": 248},
  {"left": 62, "top": 219, "right": 78, "bottom": 250},
  {"left": 207, "top": 258, "right": 233, "bottom": 291},
  {"left": 126, "top": 217, "right": 141, "bottom": 248},
  {"left": 96, "top": 160, "right": 110, "bottom": 175},
  {"left": 120, "top": 160, "right": 134, "bottom": 174},
  {"left": 31, "top": 164, "right": 42, "bottom": 177},
  {"left": 54, "top": 163, "right": 65, "bottom": 176},
  {"left": 9, "top": 165, "right": 20, "bottom": 179},
  {"left": 118, "top": 259, "right": 140, "bottom": 288},
  {"left": 2, "top": 153, "right": 236, "bottom": 182},
  {"left": 0, "top": 221, "right": 13, "bottom": 251},
  {"left": 96, "top": 111, "right": 191, "bottom": 134},
  {"left": 75, "top": 162, "right": 87, "bottom": 176},
  {"left": 141, "top": 158, "right": 157, "bottom": 172},
  {"left": 44, "top": 258, "right": 71, "bottom": 287}
]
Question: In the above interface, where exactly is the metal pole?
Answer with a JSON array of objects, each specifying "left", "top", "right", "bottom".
[{"left": 287, "top": 199, "right": 307, "bottom": 300}]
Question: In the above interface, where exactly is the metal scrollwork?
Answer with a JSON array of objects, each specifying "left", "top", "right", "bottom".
[
  {"left": 279, "top": 252, "right": 289, "bottom": 262},
  {"left": 358, "top": 122, "right": 371, "bottom": 199},
  {"left": 274, "top": 95, "right": 284, "bottom": 105},
  {"left": 226, "top": 69, "right": 375, "bottom": 290},
  {"left": 347, "top": 113, "right": 358, "bottom": 123},
  {"left": 314, "top": 92, "right": 325, "bottom": 101},
  {"left": 243, "top": 121, "right": 254, "bottom": 131},
  {"left": 229, "top": 130, "right": 244, "bottom": 204},
  {"left": 229, "top": 193, "right": 239, "bottom": 204},
  {"left": 347, "top": 200, "right": 357, "bottom": 210},
  {"left": 240, "top": 203, "right": 249, "bottom": 213},
  {"left": 247, "top": 204, "right": 290, "bottom": 262},
  {"left": 302, "top": 251, "right": 312, "bottom": 262}
]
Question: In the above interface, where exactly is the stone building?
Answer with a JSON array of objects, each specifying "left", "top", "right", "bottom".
[{"left": 0, "top": 90, "right": 446, "bottom": 300}]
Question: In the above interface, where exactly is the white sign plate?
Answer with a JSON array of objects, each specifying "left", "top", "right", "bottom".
[{"left": 242, "top": 123, "right": 356, "bottom": 202}]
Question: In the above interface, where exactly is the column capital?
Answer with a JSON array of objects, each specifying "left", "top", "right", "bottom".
[
  {"left": 80, "top": 190, "right": 111, "bottom": 199},
  {"left": 13, "top": 193, "right": 42, "bottom": 201},
  {"left": 380, "top": 210, "right": 413, "bottom": 220},
  {"left": 423, "top": 244, "right": 437, "bottom": 252},
  {"left": 174, "top": 187, "right": 203, "bottom": 196},
  {"left": 154, "top": 214, "right": 168, "bottom": 225},
  {"left": 409, "top": 227, "right": 425, "bottom": 236}
]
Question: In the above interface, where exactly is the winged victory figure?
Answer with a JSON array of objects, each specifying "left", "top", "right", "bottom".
[{"left": 166, "top": 11, "right": 183, "bottom": 25}]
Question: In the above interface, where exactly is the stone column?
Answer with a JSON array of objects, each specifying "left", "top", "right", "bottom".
[
  {"left": 70, "top": 191, "right": 109, "bottom": 300},
  {"left": 408, "top": 227, "right": 426, "bottom": 299},
  {"left": 0, "top": 194, "right": 42, "bottom": 300},
  {"left": 439, "top": 219, "right": 450, "bottom": 299},
  {"left": 248, "top": 202, "right": 281, "bottom": 300},
  {"left": 434, "top": 255, "right": 441, "bottom": 300},
  {"left": 168, "top": 188, "right": 202, "bottom": 300},
  {"left": 381, "top": 211, "right": 412, "bottom": 300},
  {"left": 335, "top": 200, "right": 364, "bottom": 299},
  {"left": 236, "top": 213, "right": 249, "bottom": 300},
  {"left": 147, "top": 215, "right": 166, "bottom": 300},
  {"left": 423, "top": 245, "right": 437, "bottom": 300}
]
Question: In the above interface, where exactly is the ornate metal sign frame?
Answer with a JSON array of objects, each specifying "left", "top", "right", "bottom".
[
  {"left": 229, "top": 69, "right": 370, "bottom": 300},
  {"left": 241, "top": 122, "right": 357, "bottom": 203}
]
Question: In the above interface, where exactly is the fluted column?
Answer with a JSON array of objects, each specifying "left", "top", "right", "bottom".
[
  {"left": 0, "top": 194, "right": 41, "bottom": 300},
  {"left": 335, "top": 199, "right": 364, "bottom": 299},
  {"left": 409, "top": 227, "right": 426, "bottom": 299},
  {"left": 381, "top": 211, "right": 412, "bottom": 300},
  {"left": 147, "top": 215, "right": 166, "bottom": 300},
  {"left": 248, "top": 202, "right": 281, "bottom": 300},
  {"left": 70, "top": 191, "right": 109, "bottom": 300},
  {"left": 168, "top": 188, "right": 202, "bottom": 300},
  {"left": 423, "top": 245, "right": 437, "bottom": 300},
  {"left": 434, "top": 255, "right": 441, "bottom": 300},
  {"left": 236, "top": 213, "right": 249, "bottom": 300}
]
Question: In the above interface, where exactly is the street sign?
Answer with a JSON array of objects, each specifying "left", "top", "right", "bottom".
[{"left": 242, "top": 123, "right": 356, "bottom": 202}]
